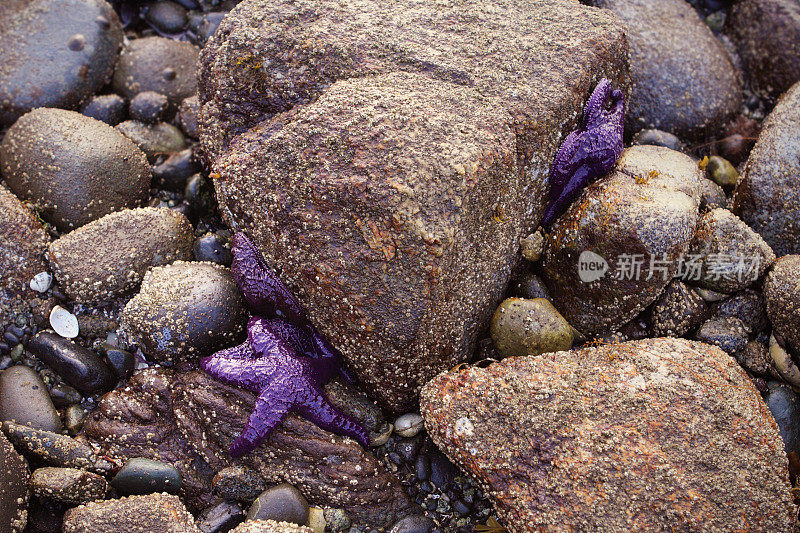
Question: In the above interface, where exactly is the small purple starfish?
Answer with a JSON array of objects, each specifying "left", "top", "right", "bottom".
[
  {"left": 541, "top": 78, "right": 625, "bottom": 227},
  {"left": 200, "top": 233, "right": 369, "bottom": 458}
]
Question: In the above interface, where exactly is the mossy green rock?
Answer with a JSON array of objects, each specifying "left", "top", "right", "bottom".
[{"left": 490, "top": 298, "right": 573, "bottom": 358}]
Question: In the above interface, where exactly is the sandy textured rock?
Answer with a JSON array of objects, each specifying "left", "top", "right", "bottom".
[
  {"left": 592, "top": 0, "right": 741, "bottom": 139},
  {"left": 83, "top": 368, "right": 418, "bottom": 529},
  {"left": 727, "top": 0, "right": 800, "bottom": 98},
  {"left": 732, "top": 82, "right": 800, "bottom": 256},
  {"left": 765, "top": 255, "right": 800, "bottom": 355},
  {"left": 0, "top": 185, "right": 49, "bottom": 328},
  {"left": 47, "top": 207, "right": 194, "bottom": 304},
  {"left": 0, "top": 430, "right": 28, "bottom": 533},
  {"left": 542, "top": 145, "right": 702, "bottom": 335},
  {"left": 231, "top": 520, "right": 313, "bottom": 533},
  {"left": 63, "top": 493, "right": 200, "bottom": 533},
  {"left": 200, "top": 0, "right": 629, "bottom": 412},
  {"left": 420, "top": 337, "right": 796, "bottom": 532},
  {"left": 0, "top": 108, "right": 151, "bottom": 232},
  {"left": 29, "top": 467, "right": 108, "bottom": 504}
]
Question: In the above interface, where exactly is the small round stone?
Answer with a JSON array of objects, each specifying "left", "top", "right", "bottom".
[
  {"left": 212, "top": 466, "right": 266, "bottom": 502},
  {"left": 631, "top": 129, "right": 686, "bottom": 152},
  {"left": 185, "top": 173, "right": 215, "bottom": 214},
  {"left": 30, "top": 272, "right": 53, "bottom": 293},
  {"left": 178, "top": 95, "right": 200, "bottom": 138},
  {"left": 490, "top": 298, "right": 573, "bottom": 358},
  {"left": 27, "top": 331, "right": 117, "bottom": 396},
  {"left": 30, "top": 467, "right": 107, "bottom": 504},
  {"left": 388, "top": 515, "right": 435, "bottom": 533},
  {"left": 194, "top": 234, "right": 233, "bottom": 266},
  {"left": 48, "top": 306, "right": 79, "bottom": 339},
  {"left": 765, "top": 381, "right": 800, "bottom": 476},
  {"left": 116, "top": 120, "right": 187, "bottom": 162},
  {"left": 146, "top": 1, "right": 188, "bottom": 34},
  {"left": 246, "top": 484, "right": 310, "bottom": 526},
  {"left": 65, "top": 405, "right": 87, "bottom": 436},
  {"left": 129, "top": 91, "right": 169, "bottom": 124},
  {"left": 152, "top": 148, "right": 200, "bottom": 190},
  {"left": 81, "top": 94, "right": 127, "bottom": 126},
  {"left": 67, "top": 34, "right": 87, "bottom": 52},
  {"left": 322, "top": 509, "right": 350, "bottom": 533},
  {"left": 0, "top": 365, "right": 62, "bottom": 432},
  {"left": 705, "top": 156, "right": 739, "bottom": 190},
  {"left": 393, "top": 413, "right": 424, "bottom": 438},
  {"left": 100, "top": 344, "right": 135, "bottom": 381},
  {"left": 111, "top": 457, "right": 183, "bottom": 495},
  {"left": 308, "top": 507, "right": 325, "bottom": 533},
  {"left": 196, "top": 501, "right": 246, "bottom": 533},
  {"left": 520, "top": 230, "right": 544, "bottom": 262}
]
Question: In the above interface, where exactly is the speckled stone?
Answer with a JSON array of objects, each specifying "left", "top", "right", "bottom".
[
  {"left": 47, "top": 207, "right": 194, "bottom": 304},
  {"left": 542, "top": 145, "right": 702, "bottom": 336},
  {"left": 420, "top": 337, "right": 795, "bottom": 531},
  {"left": 698, "top": 177, "right": 727, "bottom": 210},
  {"left": 0, "top": 430, "right": 29, "bottom": 532},
  {"left": 113, "top": 36, "right": 199, "bottom": 106},
  {"left": 764, "top": 255, "right": 800, "bottom": 354},
  {"left": 30, "top": 467, "right": 107, "bottom": 504},
  {"left": 591, "top": 0, "right": 741, "bottom": 139},
  {"left": 0, "top": 185, "right": 50, "bottom": 328},
  {"left": 649, "top": 280, "right": 707, "bottom": 337},
  {"left": 694, "top": 316, "right": 749, "bottom": 355},
  {"left": 681, "top": 208, "right": 775, "bottom": 294},
  {"left": 2, "top": 421, "right": 111, "bottom": 474},
  {"left": 726, "top": 0, "right": 800, "bottom": 98},
  {"left": 111, "top": 457, "right": 183, "bottom": 495},
  {"left": 0, "top": 0, "right": 123, "bottom": 126},
  {"left": 489, "top": 298, "right": 573, "bottom": 358},
  {"left": 0, "top": 366, "right": 62, "bottom": 432},
  {"left": 82, "top": 368, "right": 420, "bottom": 528},
  {"left": 120, "top": 261, "right": 246, "bottom": 363},
  {"left": 178, "top": 95, "right": 200, "bottom": 138},
  {"left": 230, "top": 520, "right": 313, "bottom": 533},
  {"left": 0, "top": 108, "right": 151, "bottom": 232},
  {"left": 63, "top": 493, "right": 200, "bottom": 533},
  {"left": 732, "top": 82, "right": 800, "bottom": 256},
  {"left": 246, "top": 484, "right": 309, "bottom": 525},
  {"left": 765, "top": 381, "right": 800, "bottom": 476},
  {"left": 199, "top": 0, "right": 630, "bottom": 412},
  {"left": 81, "top": 94, "right": 127, "bottom": 126}
]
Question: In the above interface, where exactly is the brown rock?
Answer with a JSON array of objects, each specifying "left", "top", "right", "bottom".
[
  {"left": 542, "top": 145, "right": 702, "bottom": 336},
  {"left": 29, "top": 467, "right": 107, "bottom": 504},
  {"left": 62, "top": 493, "right": 200, "bottom": 533},
  {"left": 649, "top": 280, "right": 707, "bottom": 337},
  {"left": 83, "top": 368, "right": 418, "bottom": 529},
  {"left": 0, "top": 430, "right": 29, "bottom": 533},
  {"left": 199, "top": 0, "right": 630, "bottom": 412},
  {"left": 420, "top": 337, "right": 796, "bottom": 531},
  {"left": 765, "top": 255, "right": 800, "bottom": 355},
  {"left": 0, "top": 185, "right": 49, "bottom": 328},
  {"left": 726, "top": 0, "right": 800, "bottom": 98},
  {"left": 732, "top": 82, "right": 800, "bottom": 256},
  {"left": 47, "top": 207, "right": 194, "bottom": 304},
  {"left": 231, "top": 520, "right": 313, "bottom": 533}
]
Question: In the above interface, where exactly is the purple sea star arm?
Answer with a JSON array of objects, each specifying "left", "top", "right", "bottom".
[
  {"left": 247, "top": 316, "right": 300, "bottom": 360},
  {"left": 296, "top": 381, "right": 371, "bottom": 448},
  {"left": 230, "top": 393, "right": 291, "bottom": 458},
  {"left": 200, "top": 353, "right": 266, "bottom": 393},
  {"left": 231, "top": 232, "right": 306, "bottom": 323},
  {"left": 582, "top": 78, "right": 612, "bottom": 130}
]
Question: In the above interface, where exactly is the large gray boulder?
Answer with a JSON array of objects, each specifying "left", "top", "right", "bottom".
[
  {"left": 199, "top": 0, "right": 630, "bottom": 412},
  {"left": 420, "top": 337, "right": 796, "bottom": 532},
  {"left": 732, "top": 81, "right": 800, "bottom": 257}
]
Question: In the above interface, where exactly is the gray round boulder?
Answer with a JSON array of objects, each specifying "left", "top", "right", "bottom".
[
  {"left": 764, "top": 255, "right": 800, "bottom": 355},
  {"left": 120, "top": 261, "right": 246, "bottom": 363},
  {"left": 0, "top": 0, "right": 123, "bottom": 126},
  {"left": 113, "top": 36, "right": 199, "bottom": 106},
  {"left": 47, "top": 207, "right": 194, "bottom": 304},
  {"left": 592, "top": 0, "right": 741, "bottom": 139},
  {"left": 542, "top": 145, "right": 702, "bottom": 336},
  {"left": 0, "top": 108, "right": 151, "bottom": 232},
  {"left": 732, "top": 82, "right": 800, "bottom": 256}
]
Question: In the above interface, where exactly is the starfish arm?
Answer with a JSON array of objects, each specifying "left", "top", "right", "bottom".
[
  {"left": 541, "top": 163, "right": 594, "bottom": 227},
  {"left": 230, "top": 393, "right": 292, "bottom": 458},
  {"left": 582, "top": 78, "right": 612, "bottom": 130},
  {"left": 200, "top": 356, "right": 254, "bottom": 387},
  {"left": 231, "top": 232, "right": 306, "bottom": 323},
  {"left": 247, "top": 316, "right": 300, "bottom": 360},
  {"left": 296, "top": 381, "right": 370, "bottom": 449}
]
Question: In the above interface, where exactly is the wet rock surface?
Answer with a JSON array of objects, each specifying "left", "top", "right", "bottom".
[
  {"left": 489, "top": 298, "right": 573, "bottom": 358},
  {"left": 120, "top": 261, "right": 246, "bottom": 363},
  {"left": 420, "top": 337, "right": 795, "bottom": 531},
  {"left": 733, "top": 82, "right": 800, "bottom": 256},
  {"left": 765, "top": 255, "right": 800, "bottom": 355},
  {"left": 47, "top": 207, "right": 194, "bottom": 303},
  {"left": 27, "top": 331, "right": 116, "bottom": 395},
  {"left": 0, "top": 430, "right": 29, "bottom": 533},
  {"left": 726, "top": 0, "right": 800, "bottom": 98},
  {"left": 0, "top": 0, "right": 124, "bottom": 126},
  {"left": 592, "top": 0, "right": 741, "bottom": 139},
  {"left": 111, "top": 457, "right": 183, "bottom": 495},
  {"left": 0, "top": 185, "right": 50, "bottom": 329},
  {"left": 542, "top": 145, "right": 702, "bottom": 335},
  {"left": 62, "top": 493, "right": 200, "bottom": 533},
  {"left": 0, "top": 108, "right": 151, "bottom": 232},
  {"left": 0, "top": 366, "right": 62, "bottom": 433},
  {"left": 116, "top": 120, "right": 187, "bottom": 162},
  {"left": 30, "top": 467, "right": 108, "bottom": 505},
  {"left": 2, "top": 421, "right": 112, "bottom": 474},
  {"left": 649, "top": 280, "right": 707, "bottom": 337},
  {"left": 82, "top": 368, "right": 419, "bottom": 528},
  {"left": 200, "top": 0, "right": 629, "bottom": 411}
]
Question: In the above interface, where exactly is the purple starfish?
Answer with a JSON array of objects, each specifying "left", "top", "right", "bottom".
[
  {"left": 200, "top": 233, "right": 369, "bottom": 458},
  {"left": 541, "top": 78, "right": 625, "bottom": 227}
]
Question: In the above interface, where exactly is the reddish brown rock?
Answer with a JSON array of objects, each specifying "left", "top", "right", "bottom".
[
  {"left": 83, "top": 368, "right": 417, "bottom": 529},
  {"left": 199, "top": 0, "right": 630, "bottom": 412},
  {"left": 420, "top": 337, "right": 796, "bottom": 532},
  {"left": 765, "top": 255, "right": 800, "bottom": 355},
  {"left": 63, "top": 493, "right": 200, "bottom": 533},
  {"left": 0, "top": 430, "right": 28, "bottom": 533}
]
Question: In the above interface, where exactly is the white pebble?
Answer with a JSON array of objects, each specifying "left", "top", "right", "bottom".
[
  {"left": 29, "top": 271, "right": 53, "bottom": 293},
  {"left": 394, "top": 413, "right": 424, "bottom": 438},
  {"left": 50, "top": 305, "right": 79, "bottom": 338}
]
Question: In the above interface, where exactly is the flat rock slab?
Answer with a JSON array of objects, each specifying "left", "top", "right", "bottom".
[
  {"left": 83, "top": 368, "right": 417, "bottom": 529},
  {"left": 420, "top": 337, "right": 795, "bottom": 532},
  {"left": 199, "top": 0, "right": 629, "bottom": 412}
]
